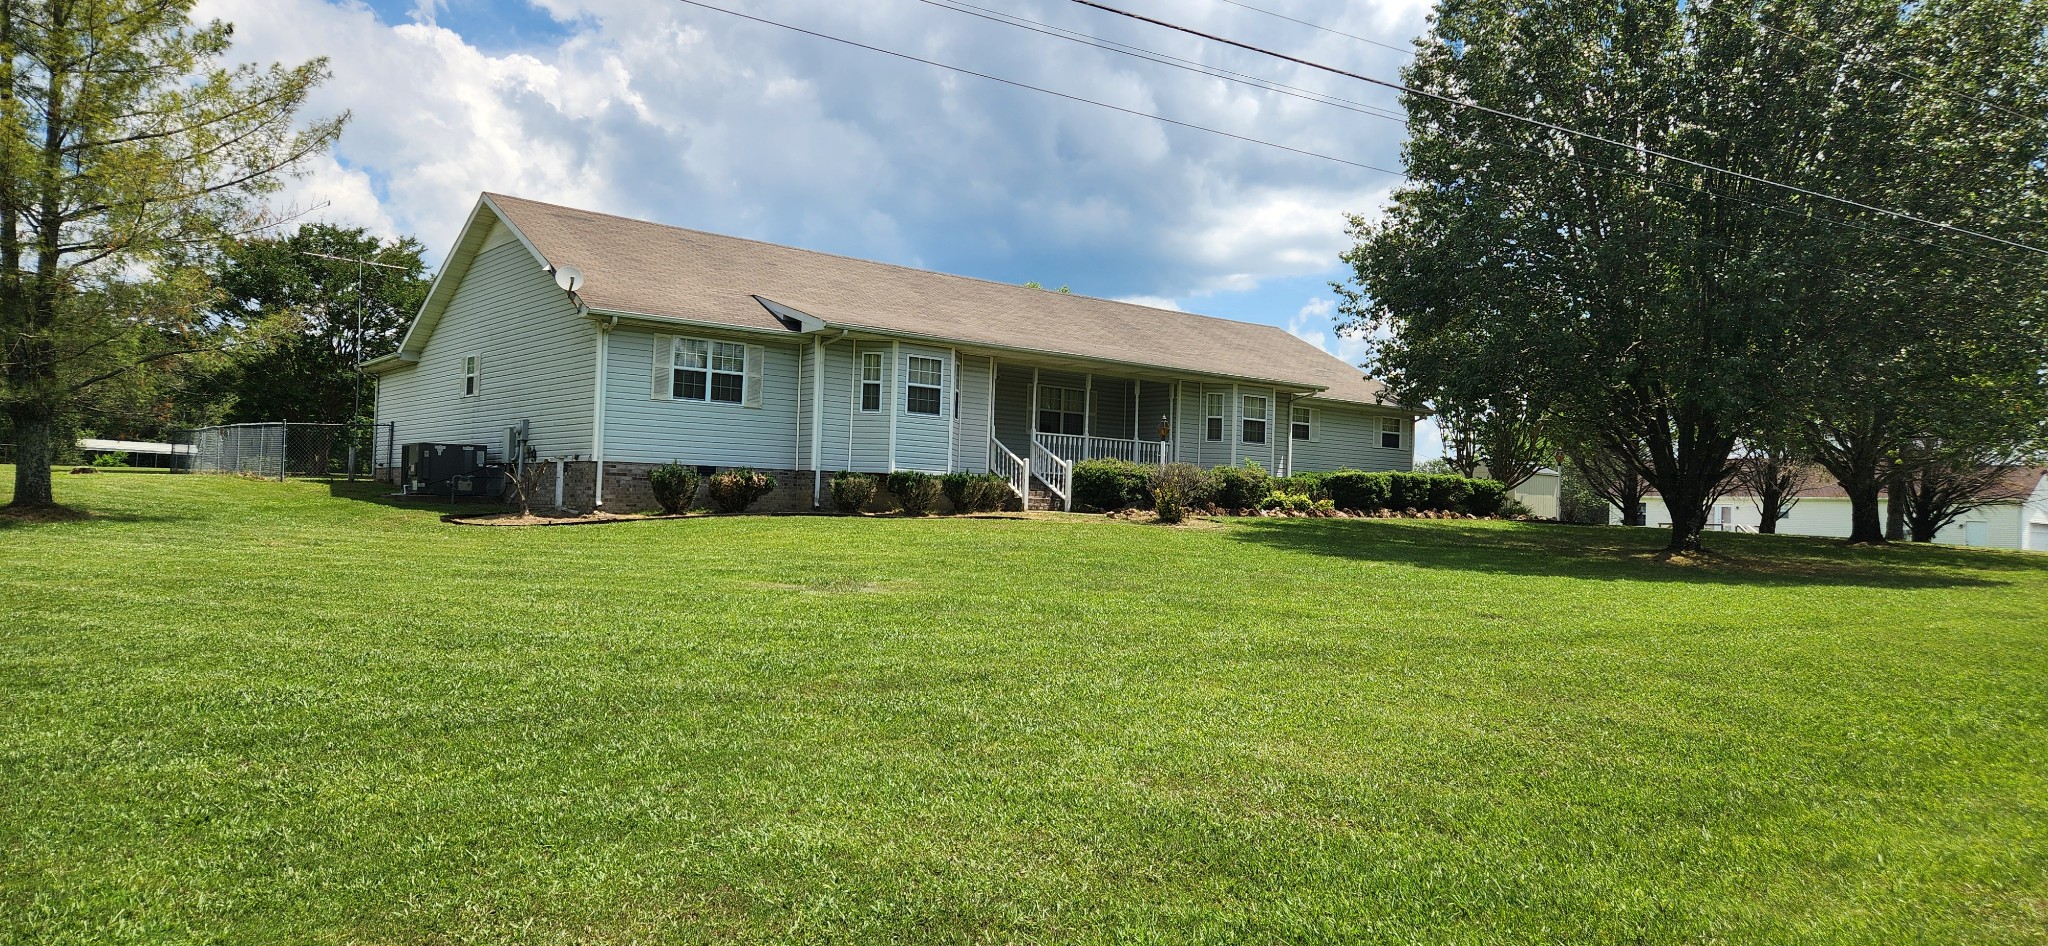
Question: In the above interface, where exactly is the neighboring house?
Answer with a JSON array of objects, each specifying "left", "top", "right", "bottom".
[
  {"left": 1508, "top": 469, "right": 1561, "bottom": 520},
  {"left": 1612, "top": 467, "right": 2048, "bottom": 551},
  {"left": 364, "top": 194, "right": 1421, "bottom": 513}
]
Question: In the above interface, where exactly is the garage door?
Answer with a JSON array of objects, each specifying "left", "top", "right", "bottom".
[{"left": 2032, "top": 522, "right": 2048, "bottom": 552}]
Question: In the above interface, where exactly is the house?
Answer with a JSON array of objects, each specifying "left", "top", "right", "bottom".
[
  {"left": 1613, "top": 467, "right": 2048, "bottom": 551},
  {"left": 363, "top": 194, "right": 1421, "bottom": 513}
]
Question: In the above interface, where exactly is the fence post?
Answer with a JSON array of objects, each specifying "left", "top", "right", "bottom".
[{"left": 279, "top": 420, "right": 288, "bottom": 482}]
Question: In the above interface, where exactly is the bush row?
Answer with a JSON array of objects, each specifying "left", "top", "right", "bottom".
[
  {"left": 1070, "top": 459, "right": 1508, "bottom": 519},
  {"left": 649, "top": 464, "right": 781, "bottom": 514},
  {"left": 829, "top": 471, "right": 1015, "bottom": 515}
]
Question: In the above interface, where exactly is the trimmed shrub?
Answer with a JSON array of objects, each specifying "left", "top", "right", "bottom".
[
  {"left": 1258, "top": 490, "right": 1316, "bottom": 512},
  {"left": 1072, "top": 458, "right": 1153, "bottom": 512},
  {"left": 959, "top": 473, "right": 1012, "bottom": 513},
  {"left": 1386, "top": 471, "right": 1432, "bottom": 510},
  {"left": 648, "top": 463, "right": 702, "bottom": 514},
  {"left": 1208, "top": 461, "right": 1270, "bottom": 511},
  {"left": 830, "top": 471, "right": 877, "bottom": 514},
  {"left": 1426, "top": 474, "right": 1473, "bottom": 514},
  {"left": 940, "top": 472, "right": 974, "bottom": 512},
  {"left": 1271, "top": 472, "right": 1328, "bottom": 501},
  {"left": 706, "top": 467, "right": 777, "bottom": 513},
  {"left": 887, "top": 471, "right": 943, "bottom": 515},
  {"left": 1464, "top": 478, "right": 1509, "bottom": 517},
  {"left": 1321, "top": 470, "right": 1389, "bottom": 511},
  {"left": 1151, "top": 462, "right": 1208, "bottom": 524}
]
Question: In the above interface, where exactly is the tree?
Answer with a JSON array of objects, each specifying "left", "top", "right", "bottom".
[
  {"left": 197, "top": 224, "right": 428, "bottom": 426},
  {"left": 1560, "top": 438, "right": 1651, "bottom": 527},
  {"left": 1, "top": 0, "right": 340, "bottom": 509},
  {"left": 1730, "top": 443, "right": 1821, "bottom": 535},
  {"left": 1336, "top": 0, "right": 2048, "bottom": 555}
]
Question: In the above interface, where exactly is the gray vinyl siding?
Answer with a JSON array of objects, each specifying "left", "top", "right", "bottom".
[
  {"left": 796, "top": 338, "right": 817, "bottom": 471},
  {"left": 849, "top": 343, "right": 891, "bottom": 472},
  {"left": 894, "top": 343, "right": 952, "bottom": 473},
  {"left": 1139, "top": 382, "right": 1173, "bottom": 450},
  {"left": 992, "top": 364, "right": 1032, "bottom": 459},
  {"left": 602, "top": 327, "right": 803, "bottom": 468},
  {"left": 815, "top": 341, "right": 857, "bottom": 473},
  {"left": 372, "top": 230, "right": 594, "bottom": 459},
  {"left": 952, "top": 354, "right": 993, "bottom": 473},
  {"left": 1290, "top": 400, "right": 1414, "bottom": 473}
]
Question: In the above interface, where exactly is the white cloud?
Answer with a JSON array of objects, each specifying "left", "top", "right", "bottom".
[
  {"left": 1285, "top": 297, "right": 1371, "bottom": 365},
  {"left": 1112, "top": 295, "right": 1184, "bottom": 312},
  {"left": 194, "top": 0, "right": 1425, "bottom": 289}
]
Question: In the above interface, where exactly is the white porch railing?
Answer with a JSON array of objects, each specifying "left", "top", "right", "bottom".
[
  {"left": 989, "top": 437, "right": 1031, "bottom": 510},
  {"left": 1030, "top": 438, "right": 1073, "bottom": 511},
  {"left": 1033, "top": 432, "right": 1168, "bottom": 466}
]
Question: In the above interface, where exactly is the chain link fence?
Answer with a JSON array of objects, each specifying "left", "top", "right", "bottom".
[{"left": 170, "top": 422, "right": 396, "bottom": 481}]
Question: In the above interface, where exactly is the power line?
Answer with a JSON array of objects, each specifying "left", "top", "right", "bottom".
[
  {"left": 666, "top": 0, "right": 1403, "bottom": 176},
  {"left": 910, "top": 0, "right": 1404, "bottom": 123},
  {"left": 1068, "top": 0, "right": 2048, "bottom": 258},
  {"left": 912, "top": 0, "right": 2026, "bottom": 268},
  {"left": 1210, "top": 0, "right": 1414, "bottom": 58}
]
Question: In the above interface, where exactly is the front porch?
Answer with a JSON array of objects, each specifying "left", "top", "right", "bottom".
[{"left": 984, "top": 363, "right": 1179, "bottom": 511}]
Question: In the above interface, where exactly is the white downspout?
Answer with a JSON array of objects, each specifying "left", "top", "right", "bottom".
[
  {"left": 1230, "top": 382, "right": 1239, "bottom": 467},
  {"left": 811, "top": 336, "right": 826, "bottom": 508},
  {"left": 591, "top": 317, "right": 613, "bottom": 509},
  {"left": 946, "top": 347, "right": 958, "bottom": 473},
  {"left": 888, "top": 340, "right": 900, "bottom": 473},
  {"left": 1284, "top": 395, "right": 1295, "bottom": 476}
]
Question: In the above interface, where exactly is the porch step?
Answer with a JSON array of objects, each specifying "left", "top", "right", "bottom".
[{"left": 1026, "top": 475, "right": 1066, "bottom": 512}]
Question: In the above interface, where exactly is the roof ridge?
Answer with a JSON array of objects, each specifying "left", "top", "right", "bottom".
[{"left": 484, "top": 191, "right": 1336, "bottom": 343}]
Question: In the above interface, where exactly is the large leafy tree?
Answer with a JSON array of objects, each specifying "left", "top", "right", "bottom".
[
  {"left": 1339, "top": 0, "right": 2048, "bottom": 553},
  {"left": 1, "top": 0, "right": 340, "bottom": 509},
  {"left": 199, "top": 224, "right": 428, "bottom": 426}
]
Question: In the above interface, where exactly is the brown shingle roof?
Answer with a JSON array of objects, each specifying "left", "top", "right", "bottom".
[{"left": 484, "top": 193, "right": 1400, "bottom": 407}]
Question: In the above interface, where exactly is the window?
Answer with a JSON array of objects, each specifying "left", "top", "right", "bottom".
[
  {"left": 672, "top": 338, "right": 746, "bottom": 403},
  {"left": 1037, "top": 385, "right": 1086, "bottom": 435},
  {"left": 1291, "top": 406, "right": 1314, "bottom": 441},
  {"left": 1380, "top": 416, "right": 1403, "bottom": 449},
  {"left": 906, "top": 355, "right": 943, "bottom": 415},
  {"left": 1205, "top": 392, "right": 1226, "bottom": 442},
  {"left": 462, "top": 355, "right": 479, "bottom": 396},
  {"left": 1241, "top": 395, "right": 1268, "bottom": 445},
  {"left": 860, "top": 352, "right": 883, "bottom": 412}
]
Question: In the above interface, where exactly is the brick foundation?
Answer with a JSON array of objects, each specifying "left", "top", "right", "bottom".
[{"left": 557, "top": 462, "right": 817, "bottom": 514}]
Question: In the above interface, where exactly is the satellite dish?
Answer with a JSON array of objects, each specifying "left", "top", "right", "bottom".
[{"left": 553, "top": 265, "right": 584, "bottom": 293}]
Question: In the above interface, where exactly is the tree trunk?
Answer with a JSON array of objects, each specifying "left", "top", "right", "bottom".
[
  {"left": 1757, "top": 501, "right": 1780, "bottom": 534},
  {"left": 6, "top": 409, "right": 56, "bottom": 507},
  {"left": 1885, "top": 470, "right": 1907, "bottom": 541},
  {"left": 1663, "top": 496, "right": 1709, "bottom": 554},
  {"left": 1845, "top": 476, "right": 1886, "bottom": 543},
  {"left": 1909, "top": 516, "right": 1940, "bottom": 543}
]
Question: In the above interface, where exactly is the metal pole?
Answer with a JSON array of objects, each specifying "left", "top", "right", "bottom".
[{"left": 300, "top": 249, "right": 407, "bottom": 481}]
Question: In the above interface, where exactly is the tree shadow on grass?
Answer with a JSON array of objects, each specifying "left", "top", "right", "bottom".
[
  {"left": 1224, "top": 517, "right": 2041, "bottom": 590},
  {"left": 0, "top": 504, "right": 196, "bottom": 530},
  {"left": 322, "top": 478, "right": 494, "bottom": 514}
]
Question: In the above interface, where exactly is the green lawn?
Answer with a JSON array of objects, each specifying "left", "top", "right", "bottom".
[{"left": 3, "top": 468, "right": 2045, "bottom": 945}]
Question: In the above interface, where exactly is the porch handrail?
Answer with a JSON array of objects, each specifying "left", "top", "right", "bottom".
[
  {"left": 1030, "top": 438, "right": 1072, "bottom": 511},
  {"left": 1033, "top": 431, "right": 1167, "bottom": 466},
  {"left": 989, "top": 437, "right": 1031, "bottom": 510}
]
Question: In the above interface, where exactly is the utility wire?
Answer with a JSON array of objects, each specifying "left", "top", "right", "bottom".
[
  {"left": 666, "top": 0, "right": 1402, "bottom": 176},
  {"left": 1068, "top": 0, "right": 2048, "bottom": 257},
  {"left": 910, "top": 0, "right": 1404, "bottom": 123},
  {"left": 915, "top": 0, "right": 2024, "bottom": 268},
  {"left": 668, "top": 0, "right": 2022, "bottom": 272},
  {"left": 1211, "top": 0, "right": 1415, "bottom": 58}
]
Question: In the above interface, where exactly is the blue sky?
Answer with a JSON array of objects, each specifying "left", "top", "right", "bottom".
[{"left": 198, "top": 0, "right": 1440, "bottom": 455}]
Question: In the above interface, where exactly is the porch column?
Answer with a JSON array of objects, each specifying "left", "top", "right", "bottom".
[
  {"left": 1031, "top": 367, "right": 1040, "bottom": 443},
  {"left": 1084, "top": 374, "right": 1093, "bottom": 442}
]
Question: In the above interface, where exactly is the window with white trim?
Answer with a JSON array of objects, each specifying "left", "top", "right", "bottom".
[
  {"left": 1037, "top": 385, "right": 1085, "bottom": 435},
  {"left": 1291, "top": 406, "right": 1314, "bottom": 441},
  {"left": 860, "top": 352, "right": 883, "bottom": 412},
  {"left": 1205, "top": 392, "right": 1226, "bottom": 442},
  {"left": 1236, "top": 395, "right": 1269, "bottom": 446},
  {"left": 906, "top": 355, "right": 943, "bottom": 415},
  {"left": 1380, "top": 416, "right": 1403, "bottom": 449},
  {"left": 672, "top": 338, "right": 746, "bottom": 403},
  {"left": 462, "top": 355, "right": 479, "bottom": 396}
]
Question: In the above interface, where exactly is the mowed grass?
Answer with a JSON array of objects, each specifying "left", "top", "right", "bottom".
[{"left": 2, "top": 468, "right": 2045, "bottom": 945}]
